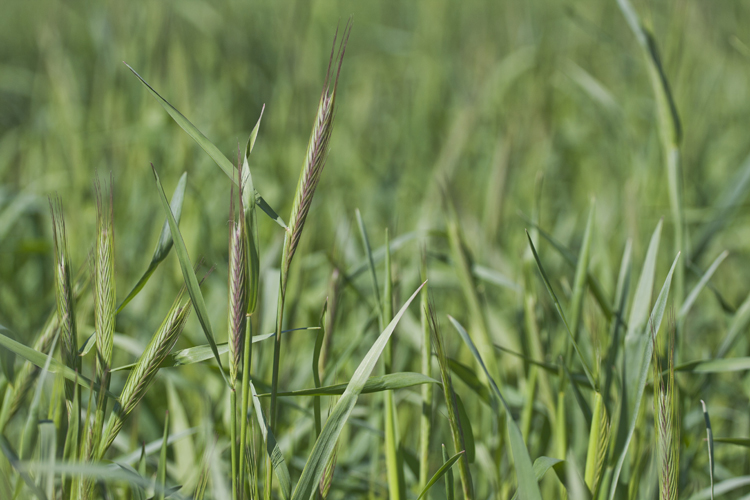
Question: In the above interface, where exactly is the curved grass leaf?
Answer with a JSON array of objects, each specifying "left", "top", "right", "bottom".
[
  {"left": 509, "top": 456, "right": 592, "bottom": 500},
  {"left": 259, "top": 372, "right": 438, "bottom": 398},
  {"left": 675, "top": 357, "right": 750, "bottom": 374},
  {"left": 126, "top": 63, "right": 286, "bottom": 229},
  {"left": 717, "top": 291, "right": 750, "bottom": 358},
  {"left": 416, "top": 450, "right": 464, "bottom": 500},
  {"left": 678, "top": 250, "right": 728, "bottom": 319},
  {"left": 291, "top": 281, "right": 426, "bottom": 500},
  {"left": 448, "top": 315, "right": 542, "bottom": 500},
  {"left": 0, "top": 328, "right": 117, "bottom": 400},
  {"left": 152, "top": 165, "right": 228, "bottom": 386},
  {"left": 525, "top": 230, "right": 597, "bottom": 390},
  {"left": 713, "top": 437, "right": 750, "bottom": 447},
  {"left": 687, "top": 476, "right": 750, "bottom": 500},
  {"left": 118, "top": 172, "right": 187, "bottom": 314}
]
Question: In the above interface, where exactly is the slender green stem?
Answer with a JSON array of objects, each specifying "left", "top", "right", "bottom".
[
  {"left": 239, "top": 317, "right": 253, "bottom": 500},
  {"left": 418, "top": 267, "right": 432, "bottom": 490},
  {"left": 267, "top": 239, "right": 289, "bottom": 500}
]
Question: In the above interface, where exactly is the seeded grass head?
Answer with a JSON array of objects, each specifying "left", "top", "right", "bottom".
[
  {"left": 228, "top": 151, "right": 248, "bottom": 388},
  {"left": 285, "top": 18, "right": 352, "bottom": 273},
  {"left": 49, "top": 197, "right": 80, "bottom": 401},
  {"left": 98, "top": 285, "right": 194, "bottom": 457},
  {"left": 94, "top": 173, "right": 116, "bottom": 385},
  {"left": 653, "top": 311, "right": 679, "bottom": 500}
]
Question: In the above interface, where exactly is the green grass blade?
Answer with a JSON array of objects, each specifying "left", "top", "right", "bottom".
[
  {"left": 717, "top": 291, "right": 750, "bottom": 358},
  {"left": 608, "top": 252, "right": 679, "bottom": 500},
  {"left": 355, "top": 209, "right": 382, "bottom": 319},
  {"left": 448, "top": 315, "right": 542, "bottom": 500},
  {"left": 0, "top": 327, "right": 116, "bottom": 400},
  {"left": 291, "top": 281, "right": 426, "bottom": 500},
  {"left": 678, "top": 250, "right": 728, "bottom": 319},
  {"left": 260, "top": 372, "right": 438, "bottom": 397},
  {"left": 525, "top": 230, "right": 597, "bottom": 390},
  {"left": 126, "top": 63, "right": 286, "bottom": 229},
  {"left": 713, "top": 438, "right": 750, "bottom": 447},
  {"left": 523, "top": 219, "right": 614, "bottom": 320},
  {"left": 118, "top": 172, "right": 187, "bottom": 314},
  {"left": 151, "top": 165, "right": 228, "bottom": 386},
  {"left": 250, "top": 381, "right": 291, "bottom": 500},
  {"left": 568, "top": 200, "right": 595, "bottom": 347},
  {"left": 701, "top": 400, "right": 715, "bottom": 500},
  {"left": 416, "top": 450, "right": 464, "bottom": 500},
  {"left": 675, "top": 357, "right": 750, "bottom": 373}
]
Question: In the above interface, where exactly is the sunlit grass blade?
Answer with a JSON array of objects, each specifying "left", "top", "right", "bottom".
[
  {"left": 525, "top": 230, "right": 597, "bottom": 390},
  {"left": 608, "top": 252, "right": 680, "bottom": 500},
  {"left": 449, "top": 315, "right": 542, "bottom": 500},
  {"left": 674, "top": 357, "right": 750, "bottom": 373},
  {"left": 443, "top": 444, "right": 455, "bottom": 500},
  {"left": 416, "top": 450, "right": 464, "bottom": 500},
  {"left": 701, "top": 400, "right": 715, "bottom": 500},
  {"left": 152, "top": 164, "right": 228, "bottom": 386},
  {"left": 678, "top": 250, "right": 728, "bottom": 319},
  {"left": 118, "top": 172, "right": 187, "bottom": 313},
  {"left": 712, "top": 437, "right": 750, "bottom": 447},
  {"left": 291, "top": 281, "right": 425, "bottom": 500}
]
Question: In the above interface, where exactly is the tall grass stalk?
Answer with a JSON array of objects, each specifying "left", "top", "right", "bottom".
[
  {"left": 418, "top": 253, "right": 433, "bottom": 490},
  {"left": 266, "top": 21, "right": 351, "bottom": 499}
]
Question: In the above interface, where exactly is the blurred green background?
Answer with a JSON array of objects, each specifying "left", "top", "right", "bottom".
[{"left": 2, "top": 0, "right": 750, "bottom": 496}]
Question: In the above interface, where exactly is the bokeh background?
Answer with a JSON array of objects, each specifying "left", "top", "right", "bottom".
[{"left": 2, "top": 0, "right": 750, "bottom": 497}]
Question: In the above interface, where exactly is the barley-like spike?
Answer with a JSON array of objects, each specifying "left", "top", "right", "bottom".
[
  {"left": 285, "top": 18, "right": 352, "bottom": 272},
  {"left": 94, "top": 173, "right": 116, "bottom": 387},
  {"left": 653, "top": 313, "right": 679, "bottom": 500},
  {"left": 50, "top": 197, "right": 79, "bottom": 404},
  {"left": 228, "top": 152, "right": 248, "bottom": 389},
  {"left": 97, "top": 290, "right": 192, "bottom": 458}
]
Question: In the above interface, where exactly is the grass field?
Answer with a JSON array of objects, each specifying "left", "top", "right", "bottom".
[{"left": 2, "top": 0, "right": 750, "bottom": 498}]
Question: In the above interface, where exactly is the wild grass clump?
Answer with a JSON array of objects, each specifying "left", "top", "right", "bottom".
[{"left": 1, "top": 3, "right": 750, "bottom": 500}]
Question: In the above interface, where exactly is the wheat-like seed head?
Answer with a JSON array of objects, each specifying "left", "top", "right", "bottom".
[
  {"left": 319, "top": 442, "right": 338, "bottom": 499},
  {"left": 97, "top": 291, "right": 192, "bottom": 457},
  {"left": 653, "top": 315, "right": 679, "bottom": 500},
  {"left": 94, "top": 174, "right": 116, "bottom": 385},
  {"left": 228, "top": 163, "right": 248, "bottom": 389},
  {"left": 50, "top": 197, "right": 79, "bottom": 403},
  {"left": 285, "top": 19, "right": 352, "bottom": 273}
]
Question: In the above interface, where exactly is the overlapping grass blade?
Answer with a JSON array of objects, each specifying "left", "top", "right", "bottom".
[
  {"left": 0, "top": 327, "right": 116, "bottom": 399},
  {"left": 291, "top": 281, "right": 425, "bottom": 500},
  {"left": 260, "top": 372, "right": 438, "bottom": 397},
  {"left": 416, "top": 450, "right": 464, "bottom": 500},
  {"left": 125, "top": 63, "right": 286, "bottom": 229},
  {"left": 152, "top": 165, "right": 228, "bottom": 386},
  {"left": 449, "top": 315, "right": 542, "bottom": 500},
  {"left": 678, "top": 250, "right": 728, "bottom": 319},
  {"left": 118, "top": 172, "right": 187, "bottom": 313},
  {"left": 525, "top": 230, "right": 597, "bottom": 390}
]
